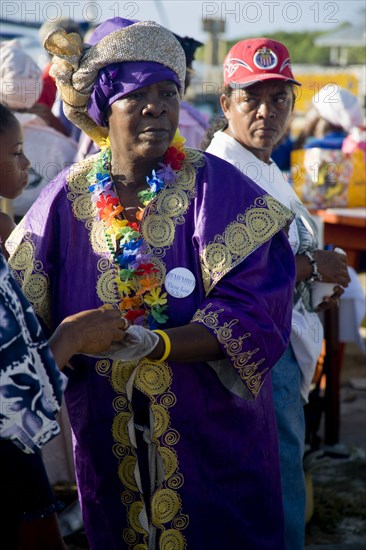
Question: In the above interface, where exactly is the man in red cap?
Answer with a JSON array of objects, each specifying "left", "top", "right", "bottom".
[{"left": 206, "top": 38, "right": 349, "bottom": 550}]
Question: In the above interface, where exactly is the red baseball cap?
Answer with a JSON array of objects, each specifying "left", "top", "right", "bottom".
[{"left": 223, "top": 38, "right": 301, "bottom": 88}]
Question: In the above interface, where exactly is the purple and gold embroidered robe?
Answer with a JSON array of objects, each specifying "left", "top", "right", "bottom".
[{"left": 7, "top": 149, "right": 295, "bottom": 549}]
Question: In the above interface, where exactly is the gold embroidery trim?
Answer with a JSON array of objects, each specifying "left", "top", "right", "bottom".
[
  {"left": 192, "top": 304, "right": 268, "bottom": 397},
  {"left": 200, "top": 194, "right": 292, "bottom": 295},
  {"left": 8, "top": 231, "right": 51, "bottom": 327},
  {"left": 141, "top": 149, "right": 199, "bottom": 256},
  {"left": 96, "top": 356, "right": 189, "bottom": 547},
  {"left": 133, "top": 359, "right": 188, "bottom": 540}
]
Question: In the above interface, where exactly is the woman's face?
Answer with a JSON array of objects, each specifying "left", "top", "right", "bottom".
[
  {"left": 220, "top": 81, "right": 294, "bottom": 163},
  {"left": 0, "top": 119, "right": 30, "bottom": 199},
  {"left": 107, "top": 80, "right": 180, "bottom": 164}
]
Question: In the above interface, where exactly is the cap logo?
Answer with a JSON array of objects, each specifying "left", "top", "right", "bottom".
[
  {"left": 279, "top": 58, "right": 291, "bottom": 72},
  {"left": 224, "top": 53, "right": 254, "bottom": 78},
  {"left": 253, "top": 47, "right": 278, "bottom": 70}
]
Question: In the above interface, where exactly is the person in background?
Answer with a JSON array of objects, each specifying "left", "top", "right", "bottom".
[
  {"left": 0, "top": 103, "right": 30, "bottom": 258},
  {"left": 173, "top": 33, "right": 210, "bottom": 148},
  {"left": 0, "top": 102, "right": 127, "bottom": 550},
  {"left": 291, "top": 85, "right": 364, "bottom": 210},
  {"left": 205, "top": 38, "right": 350, "bottom": 550},
  {"left": 294, "top": 85, "right": 364, "bottom": 151},
  {"left": 7, "top": 18, "right": 296, "bottom": 548},
  {"left": 0, "top": 40, "right": 78, "bottom": 221},
  {"left": 307, "top": 85, "right": 364, "bottom": 149},
  {"left": 271, "top": 119, "right": 294, "bottom": 172},
  {"left": 0, "top": 97, "right": 31, "bottom": 258}
]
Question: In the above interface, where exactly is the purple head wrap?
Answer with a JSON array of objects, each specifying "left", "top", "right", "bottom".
[
  {"left": 88, "top": 62, "right": 180, "bottom": 127},
  {"left": 87, "top": 17, "right": 137, "bottom": 45},
  {"left": 86, "top": 17, "right": 181, "bottom": 127}
]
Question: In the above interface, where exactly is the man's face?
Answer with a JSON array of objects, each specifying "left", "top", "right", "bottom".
[{"left": 220, "top": 80, "right": 294, "bottom": 162}]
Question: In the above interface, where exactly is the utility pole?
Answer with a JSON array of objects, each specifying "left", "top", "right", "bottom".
[{"left": 203, "top": 18, "right": 225, "bottom": 66}]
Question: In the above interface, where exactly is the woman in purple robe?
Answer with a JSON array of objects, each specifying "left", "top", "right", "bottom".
[{"left": 7, "top": 17, "right": 296, "bottom": 549}]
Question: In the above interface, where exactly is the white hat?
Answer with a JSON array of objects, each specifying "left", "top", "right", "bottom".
[
  {"left": 312, "top": 85, "right": 364, "bottom": 132},
  {"left": 0, "top": 40, "right": 43, "bottom": 109}
]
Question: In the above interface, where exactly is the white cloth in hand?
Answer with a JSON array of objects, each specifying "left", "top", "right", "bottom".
[{"left": 91, "top": 325, "right": 159, "bottom": 361}]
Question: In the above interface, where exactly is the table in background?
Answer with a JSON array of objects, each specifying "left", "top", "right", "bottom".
[
  {"left": 315, "top": 208, "right": 366, "bottom": 270},
  {"left": 313, "top": 208, "right": 366, "bottom": 445}
]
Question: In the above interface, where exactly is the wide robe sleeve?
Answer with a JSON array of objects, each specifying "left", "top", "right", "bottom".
[{"left": 190, "top": 152, "right": 296, "bottom": 399}]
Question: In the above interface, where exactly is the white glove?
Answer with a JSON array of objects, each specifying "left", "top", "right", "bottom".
[{"left": 90, "top": 325, "right": 159, "bottom": 361}]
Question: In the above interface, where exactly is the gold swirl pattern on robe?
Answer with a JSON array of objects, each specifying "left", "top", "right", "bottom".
[
  {"left": 142, "top": 214, "right": 175, "bottom": 248},
  {"left": 134, "top": 362, "right": 171, "bottom": 395},
  {"left": 66, "top": 157, "right": 119, "bottom": 305},
  {"left": 90, "top": 220, "right": 111, "bottom": 254},
  {"left": 102, "top": 149, "right": 198, "bottom": 548},
  {"left": 118, "top": 456, "right": 138, "bottom": 492},
  {"left": 200, "top": 194, "right": 292, "bottom": 295},
  {"left": 151, "top": 488, "right": 182, "bottom": 527},
  {"left": 112, "top": 412, "right": 132, "bottom": 446},
  {"left": 127, "top": 358, "right": 188, "bottom": 545},
  {"left": 160, "top": 529, "right": 186, "bottom": 550},
  {"left": 8, "top": 231, "right": 51, "bottom": 326},
  {"left": 141, "top": 148, "right": 198, "bottom": 255},
  {"left": 192, "top": 303, "right": 268, "bottom": 397},
  {"left": 156, "top": 188, "right": 189, "bottom": 217},
  {"left": 97, "top": 354, "right": 188, "bottom": 547},
  {"left": 128, "top": 501, "right": 147, "bottom": 534}
]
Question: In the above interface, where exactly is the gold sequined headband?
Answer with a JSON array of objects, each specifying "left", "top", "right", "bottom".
[{"left": 44, "top": 21, "right": 186, "bottom": 147}]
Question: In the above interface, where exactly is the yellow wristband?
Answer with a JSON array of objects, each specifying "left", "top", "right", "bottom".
[{"left": 151, "top": 330, "right": 171, "bottom": 363}]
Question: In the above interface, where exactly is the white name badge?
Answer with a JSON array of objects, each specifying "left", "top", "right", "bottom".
[{"left": 165, "top": 267, "right": 196, "bottom": 298}]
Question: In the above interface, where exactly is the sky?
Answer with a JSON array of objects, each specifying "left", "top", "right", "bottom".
[{"left": 1, "top": 0, "right": 365, "bottom": 43}]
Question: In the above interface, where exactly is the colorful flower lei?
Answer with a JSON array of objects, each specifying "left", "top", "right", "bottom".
[{"left": 87, "top": 130, "right": 186, "bottom": 328}]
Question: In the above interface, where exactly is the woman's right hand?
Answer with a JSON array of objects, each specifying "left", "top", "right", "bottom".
[{"left": 313, "top": 249, "right": 350, "bottom": 287}]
